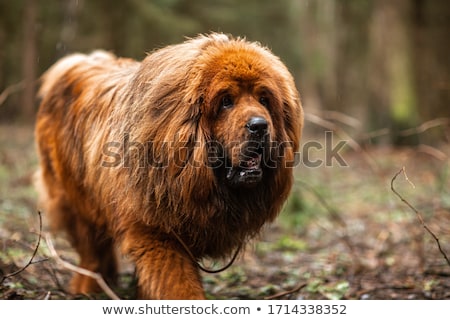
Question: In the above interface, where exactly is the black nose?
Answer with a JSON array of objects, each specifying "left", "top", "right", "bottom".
[{"left": 246, "top": 117, "right": 268, "bottom": 136}]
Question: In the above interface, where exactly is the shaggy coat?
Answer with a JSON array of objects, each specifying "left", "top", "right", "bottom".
[{"left": 35, "top": 33, "right": 303, "bottom": 299}]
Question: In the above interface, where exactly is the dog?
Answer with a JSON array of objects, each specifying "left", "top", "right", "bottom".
[{"left": 35, "top": 33, "right": 303, "bottom": 299}]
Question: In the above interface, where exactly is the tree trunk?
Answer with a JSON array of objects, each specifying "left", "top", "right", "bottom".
[
  {"left": 57, "top": 0, "right": 81, "bottom": 57},
  {"left": 413, "top": 0, "right": 450, "bottom": 121},
  {"left": 368, "top": 0, "right": 418, "bottom": 144},
  {"left": 21, "top": 0, "right": 38, "bottom": 122}
]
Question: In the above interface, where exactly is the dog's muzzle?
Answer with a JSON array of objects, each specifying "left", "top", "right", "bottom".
[{"left": 226, "top": 116, "right": 269, "bottom": 188}]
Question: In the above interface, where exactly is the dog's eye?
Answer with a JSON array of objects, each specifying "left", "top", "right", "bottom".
[
  {"left": 221, "top": 95, "right": 234, "bottom": 109},
  {"left": 259, "top": 96, "right": 269, "bottom": 107}
]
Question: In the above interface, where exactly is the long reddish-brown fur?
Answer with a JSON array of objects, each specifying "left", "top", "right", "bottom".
[{"left": 35, "top": 33, "right": 303, "bottom": 299}]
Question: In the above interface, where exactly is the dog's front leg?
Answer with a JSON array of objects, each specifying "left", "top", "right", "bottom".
[{"left": 121, "top": 227, "right": 205, "bottom": 299}]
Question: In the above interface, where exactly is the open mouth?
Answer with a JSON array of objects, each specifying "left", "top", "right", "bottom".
[
  {"left": 226, "top": 146, "right": 264, "bottom": 187},
  {"left": 239, "top": 153, "right": 262, "bottom": 170}
]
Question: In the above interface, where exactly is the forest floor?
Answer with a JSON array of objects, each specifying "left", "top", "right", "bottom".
[{"left": 1, "top": 124, "right": 449, "bottom": 300}]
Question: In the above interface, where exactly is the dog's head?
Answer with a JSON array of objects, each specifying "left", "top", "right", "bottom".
[
  {"left": 130, "top": 33, "right": 302, "bottom": 207},
  {"left": 191, "top": 38, "right": 303, "bottom": 188}
]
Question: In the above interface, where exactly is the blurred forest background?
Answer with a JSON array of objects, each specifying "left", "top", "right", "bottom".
[
  {"left": 1, "top": 0, "right": 449, "bottom": 145},
  {"left": 1, "top": 0, "right": 450, "bottom": 301}
]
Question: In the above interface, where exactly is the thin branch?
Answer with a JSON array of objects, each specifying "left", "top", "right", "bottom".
[
  {"left": 416, "top": 144, "right": 448, "bottom": 162},
  {"left": 305, "top": 113, "right": 379, "bottom": 172},
  {"left": 0, "top": 81, "right": 25, "bottom": 106},
  {"left": 30, "top": 258, "right": 50, "bottom": 265},
  {"left": 391, "top": 167, "right": 450, "bottom": 268},
  {"left": 355, "top": 283, "right": 416, "bottom": 298},
  {"left": 361, "top": 118, "right": 450, "bottom": 143},
  {"left": 305, "top": 113, "right": 362, "bottom": 151},
  {"left": 401, "top": 166, "right": 416, "bottom": 189},
  {"left": 1, "top": 211, "right": 43, "bottom": 283},
  {"left": 42, "top": 262, "right": 65, "bottom": 291},
  {"left": 317, "top": 110, "right": 362, "bottom": 129},
  {"left": 295, "top": 179, "right": 346, "bottom": 228},
  {"left": 360, "top": 128, "right": 391, "bottom": 141},
  {"left": 295, "top": 179, "right": 362, "bottom": 269},
  {"left": 44, "top": 233, "right": 120, "bottom": 300},
  {"left": 399, "top": 118, "right": 450, "bottom": 137},
  {"left": 265, "top": 282, "right": 307, "bottom": 300}
]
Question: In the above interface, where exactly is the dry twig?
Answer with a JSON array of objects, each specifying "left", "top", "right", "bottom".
[
  {"left": 295, "top": 179, "right": 363, "bottom": 271},
  {"left": 399, "top": 118, "right": 450, "bottom": 137},
  {"left": 317, "top": 110, "right": 362, "bottom": 129},
  {"left": 0, "top": 81, "right": 24, "bottom": 106},
  {"left": 390, "top": 167, "right": 450, "bottom": 268},
  {"left": 265, "top": 282, "right": 307, "bottom": 300},
  {"left": 305, "top": 113, "right": 362, "bottom": 152},
  {"left": 305, "top": 113, "right": 379, "bottom": 172},
  {"left": 1, "top": 211, "right": 43, "bottom": 284},
  {"left": 416, "top": 144, "right": 448, "bottom": 162},
  {"left": 44, "top": 233, "right": 120, "bottom": 300}
]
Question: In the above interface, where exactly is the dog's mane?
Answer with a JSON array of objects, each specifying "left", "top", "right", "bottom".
[{"left": 37, "top": 33, "right": 302, "bottom": 259}]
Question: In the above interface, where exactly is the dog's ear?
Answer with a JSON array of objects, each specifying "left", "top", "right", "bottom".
[
  {"left": 165, "top": 98, "right": 202, "bottom": 173},
  {"left": 164, "top": 96, "right": 216, "bottom": 208}
]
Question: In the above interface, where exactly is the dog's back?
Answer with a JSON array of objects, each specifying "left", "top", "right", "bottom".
[{"left": 35, "top": 51, "right": 140, "bottom": 295}]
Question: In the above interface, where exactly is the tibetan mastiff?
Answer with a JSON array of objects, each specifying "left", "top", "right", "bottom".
[{"left": 35, "top": 33, "right": 303, "bottom": 299}]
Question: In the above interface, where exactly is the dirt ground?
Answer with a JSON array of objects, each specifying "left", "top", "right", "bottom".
[{"left": 1, "top": 124, "right": 449, "bottom": 300}]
